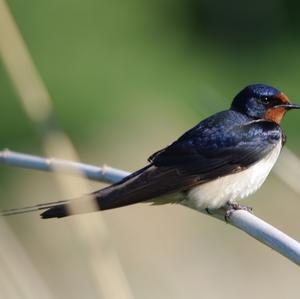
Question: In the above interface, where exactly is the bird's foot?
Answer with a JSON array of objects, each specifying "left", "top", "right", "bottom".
[
  {"left": 224, "top": 202, "right": 253, "bottom": 223},
  {"left": 205, "top": 208, "right": 213, "bottom": 215}
]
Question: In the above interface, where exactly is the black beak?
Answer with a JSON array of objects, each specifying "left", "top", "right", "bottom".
[{"left": 276, "top": 103, "right": 300, "bottom": 110}]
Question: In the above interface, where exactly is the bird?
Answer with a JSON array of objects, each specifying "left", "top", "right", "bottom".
[{"left": 3, "top": 84, "right": 300, "bottom": 219}]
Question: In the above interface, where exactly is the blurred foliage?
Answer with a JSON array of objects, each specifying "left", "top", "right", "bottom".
[
  {"left": 1, "top": 2, "right": 300, "bottom": 299},
  {"left": 1, "top": 0, "right": 300, "bottom": 154},
  {"left": 1, "top": 0, "right": 300, "bottom": 210}
]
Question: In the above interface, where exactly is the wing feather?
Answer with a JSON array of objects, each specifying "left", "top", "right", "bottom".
[
  {"left": 42, "top": 114, "right": 284, "bottom": 217},
  {"left": 96, "top": 119, "right": 282, "bottom": 209}
]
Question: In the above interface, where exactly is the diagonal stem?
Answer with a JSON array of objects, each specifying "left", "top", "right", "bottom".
[{"left": 1, "top": 149, "right": 300, "bottom": 266}]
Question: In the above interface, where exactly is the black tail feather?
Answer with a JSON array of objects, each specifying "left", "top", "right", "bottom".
[
  {"left": 40, "top": 205, "right": 69, "bottom": 219},
  {"left": 0, "top": 200, "right": 69, "bottom": 217},
  {"left": 2, "top": 164, "right": 179, "bottom": 219}
]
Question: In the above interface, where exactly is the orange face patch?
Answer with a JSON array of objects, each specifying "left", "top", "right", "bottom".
[
  {"left": 265, "top": 91, "right": 290, "bottom": 124},
  {"left": 265, "top": 107, "right": 286, "bottom": 124},
  {"left": 277, "top": 92, "right": 290, "bottom": 104}
]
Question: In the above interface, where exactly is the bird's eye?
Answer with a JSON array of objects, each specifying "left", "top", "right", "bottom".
[{"left": 258, "top": 97, "right": 271, "bottom": 105}]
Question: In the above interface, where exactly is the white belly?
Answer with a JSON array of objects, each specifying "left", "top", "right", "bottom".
[{"left": 183, "top": 141, "right": 282, "bottom": 210}]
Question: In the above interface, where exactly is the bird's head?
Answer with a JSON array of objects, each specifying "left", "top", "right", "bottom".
[{"left": 231, "top": 84, "right": 300, "bottom": 124}]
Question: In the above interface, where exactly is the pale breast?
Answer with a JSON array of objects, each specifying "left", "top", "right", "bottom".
[{"left": 183, "top": 141, "right": 282, "bottom": 210}]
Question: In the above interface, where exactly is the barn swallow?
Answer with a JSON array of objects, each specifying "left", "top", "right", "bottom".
[{"left": 5, "top": 84, "right": 300, "bottom": 219}]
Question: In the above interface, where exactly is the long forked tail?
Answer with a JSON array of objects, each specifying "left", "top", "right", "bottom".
[
  {"left": 0, "top": 182, "right": 143, "bottom": 219},
  {"left": 1, "top": 164, "right": 176, "bottom": 219},
  {"left": 0, "top": 195, "right": 103, "bottom": 219},
  {"left": 40, "top": 164, "right": 157, "bottom": 219},
  {"left": 0, "top": 180, "right": 143, "bottom": 219},
  {"left": 0, "top": 200, "right": 70, "bottom": 217}
]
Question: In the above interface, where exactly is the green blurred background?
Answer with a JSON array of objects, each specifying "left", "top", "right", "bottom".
[{"left": 1, "top": 0, "right": 300, "bottom": 298}]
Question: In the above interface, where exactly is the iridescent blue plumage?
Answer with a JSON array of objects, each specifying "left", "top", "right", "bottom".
[
  {"left": 231, "top": 84, "right": 281, "bottom": 119},
  {"left": 150, "top": 109, "right": 283, "bottom": 180},
  {"left": 41, "top": 84, "right": 300, "bottom": 218}
]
